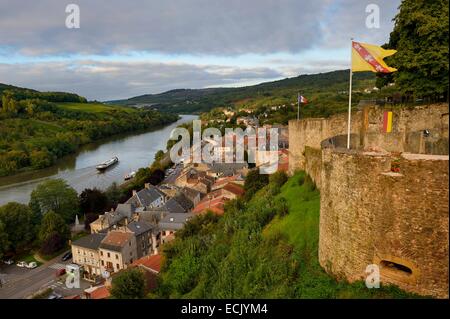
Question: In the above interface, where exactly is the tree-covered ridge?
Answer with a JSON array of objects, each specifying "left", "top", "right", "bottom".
[
  {"left": 0, "top": 85, "right": 178, "bottom": 177},
  {"left": 108, "top": 70, "right": 377, "bottom": 115},
  {"left": 155, "top": 171, "right": 418, "bottom": 299}
]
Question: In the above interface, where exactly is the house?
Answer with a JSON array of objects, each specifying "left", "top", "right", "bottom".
[
  {"left": 158, "top": 212, "right": 194, "bottom": 243},
  {"left": 125, "top": 220, "right": 155, "bottom": 258},
  {"left": 207, "top": 162, "right": 248, "bottom": 178},
  {"left": 171, "top": 192, "right": 194, "bottom": 212},
  {"left": 192, "top": 195, "right": 229, "bottom": 216},
  {"left": 126, "top": 184, "right": 167, "bottom": 208},
  {"left": 131, "top": 254, "right": 163, "bottom": 291},
  {"left": 99, "top": 230, "right": 138, "bottom": 275},
  {"left": 221, "top": 182, "right": 245, "bottom": 198},
  {"left": 71, "top": 233, "right": 106, "bottom": 282},
  {"left": 180, "top": 187, "right": 202, "bottom": 206},
  {"left": 90, "top": 203, "right": 136, "bottom": 234},
  {"left": 84, "top": 285, "right": 110, "bottom": 299},
  {"left": 211, "top": 174, "right": 245, "bottom": 191}
]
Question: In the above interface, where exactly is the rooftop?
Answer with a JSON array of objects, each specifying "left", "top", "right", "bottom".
[
  {"left": 158, "top": 213, "right": 194, "bottom": 230},
  {"left": 127, "top": 220, "right": 153, "bottom": 236},
  {"left": 72, "top": 233, "right": 106, "bottom": 250},
  {"left": 100, "top": 231, "right": 134, "bottom": 252},
  {"left": 132, "top": 254, "right": 163, "bottom": 273}
]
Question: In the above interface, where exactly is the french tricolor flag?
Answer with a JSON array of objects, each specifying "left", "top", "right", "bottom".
[{"left": 298, "top": 94, "right": 308, "bottom": 104}]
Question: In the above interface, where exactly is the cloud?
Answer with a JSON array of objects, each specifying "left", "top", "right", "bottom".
[
  {"left": 0, "top": 0, "right": 329, "bottom": 56},
  {"left": 0, "top": 61, "right": 284, "bottom": 100},
  {"left": 0, "top": 0, "right": 402, "bottom": 100}
]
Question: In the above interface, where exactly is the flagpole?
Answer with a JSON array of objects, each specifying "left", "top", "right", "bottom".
[
  {"left": 347, "top": 39, "right": 353, "bottom": 149},
  {"left": 297, "top": 92, "right": 300, "bottom": 121}
]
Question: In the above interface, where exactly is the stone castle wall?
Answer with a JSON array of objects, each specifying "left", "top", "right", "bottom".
[
  {"left": 288, "top": 103, "right": 449, "bottom": 180},
  {"left": 288, "top": 103, "right": 449, "bottom": 297},
  {"left": 319, "top": 150, "right": 449, "bottom": 298}
]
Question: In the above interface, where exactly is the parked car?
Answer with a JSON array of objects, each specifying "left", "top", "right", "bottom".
[
  {"left": 16, "top": 261, "right": 27, "bottom": 268},
  {"left": 61, "top": 252, "right": 72, "bottom": 262},
  {"left": 3, "top": 259, "right": 14, "bottom": 265},
  {"left": 26, "top": 262, "right": 38, "bottom": 269},
  {"left": 47, "top": 292, "right": 63, "bottom": 299},
  {"left": 56, "top": 268, "right": 66, "bottom": 277}
]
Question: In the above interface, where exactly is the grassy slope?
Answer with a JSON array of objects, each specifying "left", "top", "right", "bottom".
[
  {"left": 56, "top": 102, "right": 134, "bottom": 113},
  {"left": 264, "top": 172, "right": 418, "bottom": 298}
]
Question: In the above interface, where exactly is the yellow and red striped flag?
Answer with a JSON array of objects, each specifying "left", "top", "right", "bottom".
[{"left": 351, "top": 41, "right": 397, "bottom": 73}]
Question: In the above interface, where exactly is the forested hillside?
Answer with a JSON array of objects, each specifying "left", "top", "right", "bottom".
[
  {"left": 108, "top": 70, "right": 378, "bottom": 115},
  {"left": 0, "top": 85, "right": 178, "bottom": 177},
  {"left": 155, "top": 172, "right": 417, "bottom": 299}
]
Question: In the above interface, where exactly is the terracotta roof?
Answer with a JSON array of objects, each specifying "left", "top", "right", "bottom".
[
  {"left": 192, "top": 195, "right": 229, "bottom": 215},
  {"left": 100, "top": 231, "right": 133, "bottom": 251},
  {"left": 223, "top": 183, "right": 245, "bottom": 196},
  {"left": 132, "top": 254, "right": 163, "bottom": 273},
  {"left": 90, "top": 286, "right": 110, "bottom": 299}
]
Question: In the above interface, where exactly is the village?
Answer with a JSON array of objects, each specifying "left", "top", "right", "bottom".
[{"left": 63, "top": 119, "right": 290, "bottom": 299}]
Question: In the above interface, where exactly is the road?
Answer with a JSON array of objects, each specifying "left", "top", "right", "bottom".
[{"left": 0, "top": 252, "right": 88, "bottom": 299}]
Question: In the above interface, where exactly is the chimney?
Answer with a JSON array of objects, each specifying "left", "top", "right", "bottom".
[
  {"left": 145, "top": 183, "right": 150, "bottom": 189},
  {"left": 132, "top": 190, "right": 137, "bottom": 196}
]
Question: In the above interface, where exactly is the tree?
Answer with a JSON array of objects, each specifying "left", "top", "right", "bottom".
[
  {"left": 79, "top": 188, "right": 108, "bottom": 214},
  {"left": 105, "top": 182, "right": 123, "bottom": 207},
  {"left": 385, "top": 0, "right": 449, "bottom": 99},
  {"left": 29, "top": 179, "right": 79, "bottom": 223},
  {"left": 0, "top": 202, "right": 34, "bottom": 252},
  {"left": 243, "top": 170, "right": 269, "bottom": 200},
  {"left": 39, "top": 232, "right": 66, "bottom": 256},
  {"left": 38, "top": 211, "right": 70, "bottom": 243},
  {"left": 154, "top": 150, "right": 165, "bottom": 162},
  {"left": 0, "top": 221, "right": 10, "bottom": 260},
  {"left": 110, "top": 268, "right": 146, "bottom": 299},
  {"left": 84, "top": 213, "right": 100, "bottom": 231}
]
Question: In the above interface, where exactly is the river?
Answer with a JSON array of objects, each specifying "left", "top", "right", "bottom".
[{"left": 0, "top": 114, "right": 198, "bottom": 205}]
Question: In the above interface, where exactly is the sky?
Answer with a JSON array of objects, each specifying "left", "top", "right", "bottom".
[{"left": 0, "top": 0, "right": 401, "bottom": 101}]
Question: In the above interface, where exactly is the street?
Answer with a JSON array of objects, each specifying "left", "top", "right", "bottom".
[{"left": 0, "top": 252, "right": 89, "bottom": 299}]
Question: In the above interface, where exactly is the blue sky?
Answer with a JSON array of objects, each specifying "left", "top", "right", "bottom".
[{"left": 0, "top": 0, "right": 401, "bottom": 100}]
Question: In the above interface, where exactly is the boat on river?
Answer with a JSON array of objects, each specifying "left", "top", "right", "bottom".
[
  {"left": 96, "top": 157, "right": 119, "bottom": 171},
  {"left": 124, "top": 171, "right": 136, "bottom": 180}
]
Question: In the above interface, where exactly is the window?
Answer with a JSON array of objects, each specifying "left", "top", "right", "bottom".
[
  {"left": 107, "top": 252, "right": 110, "bottom": 258},
  {"left": 129, "top": 242, "right": 131, "bottom": 246},
  {"left": 115, "top": 254, "right": 119, "bottom": 260},
  {"left": 100, "top": 251, "right": 103, "bottom": 256},
  {"left": 116, "top": 264, "right": 120, "bottom": 269}
]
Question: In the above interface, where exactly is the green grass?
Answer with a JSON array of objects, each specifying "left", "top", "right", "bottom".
[
  {"left": 264, "top": 171, "right": 420, "bottom": 299},
  {"left": 15, "top": 252, "right": 43, "bottom": 267},
  {"left": 56, "top": 102, "right": 134, "bottom": 113}
]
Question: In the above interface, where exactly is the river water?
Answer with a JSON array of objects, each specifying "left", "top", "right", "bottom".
[{"left": 0, "top": 114, "right": 198, "bottom": 205}]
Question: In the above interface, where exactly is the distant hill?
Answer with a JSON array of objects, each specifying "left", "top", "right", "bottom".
[
  {"left": 107, "top": 70, "right": 376, "bottom": 114},
  {"left": 0, "top": 83, "right": 178, "bottom": 177}
]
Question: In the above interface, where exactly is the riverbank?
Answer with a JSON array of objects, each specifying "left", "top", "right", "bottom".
[{"left": 0, "top": 115, "right": 198, "bottom": 205}]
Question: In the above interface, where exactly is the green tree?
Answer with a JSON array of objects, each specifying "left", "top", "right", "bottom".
[
  {"left": 79, "top": 188, "right": 108, "bottom": 214},
  {"left": 110, "top": 268, "right": 146, "bottom": 299},
  {"left": 0, "top": 221, "right": 10, "bottom": 260},
  {"left": 243, "top": 170, "right": 269, "bottom": 201},
  {"left": 0, "top": 202, "right": 34, "bottom": 252},
  {"left": 38, "top": 211, "right": 70, "bottom": 243},
  {"left": 29, "top": 179, "right": 79, "bottom": 223},
  {"left": 154, "top": 150, "right": 165, "bottom": 162},
  {"left": 386, "top": 0, "right": 449, "bottom": 98},
  {"left": 105, "top": 182, "right": 123, "bottom": 207}
]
